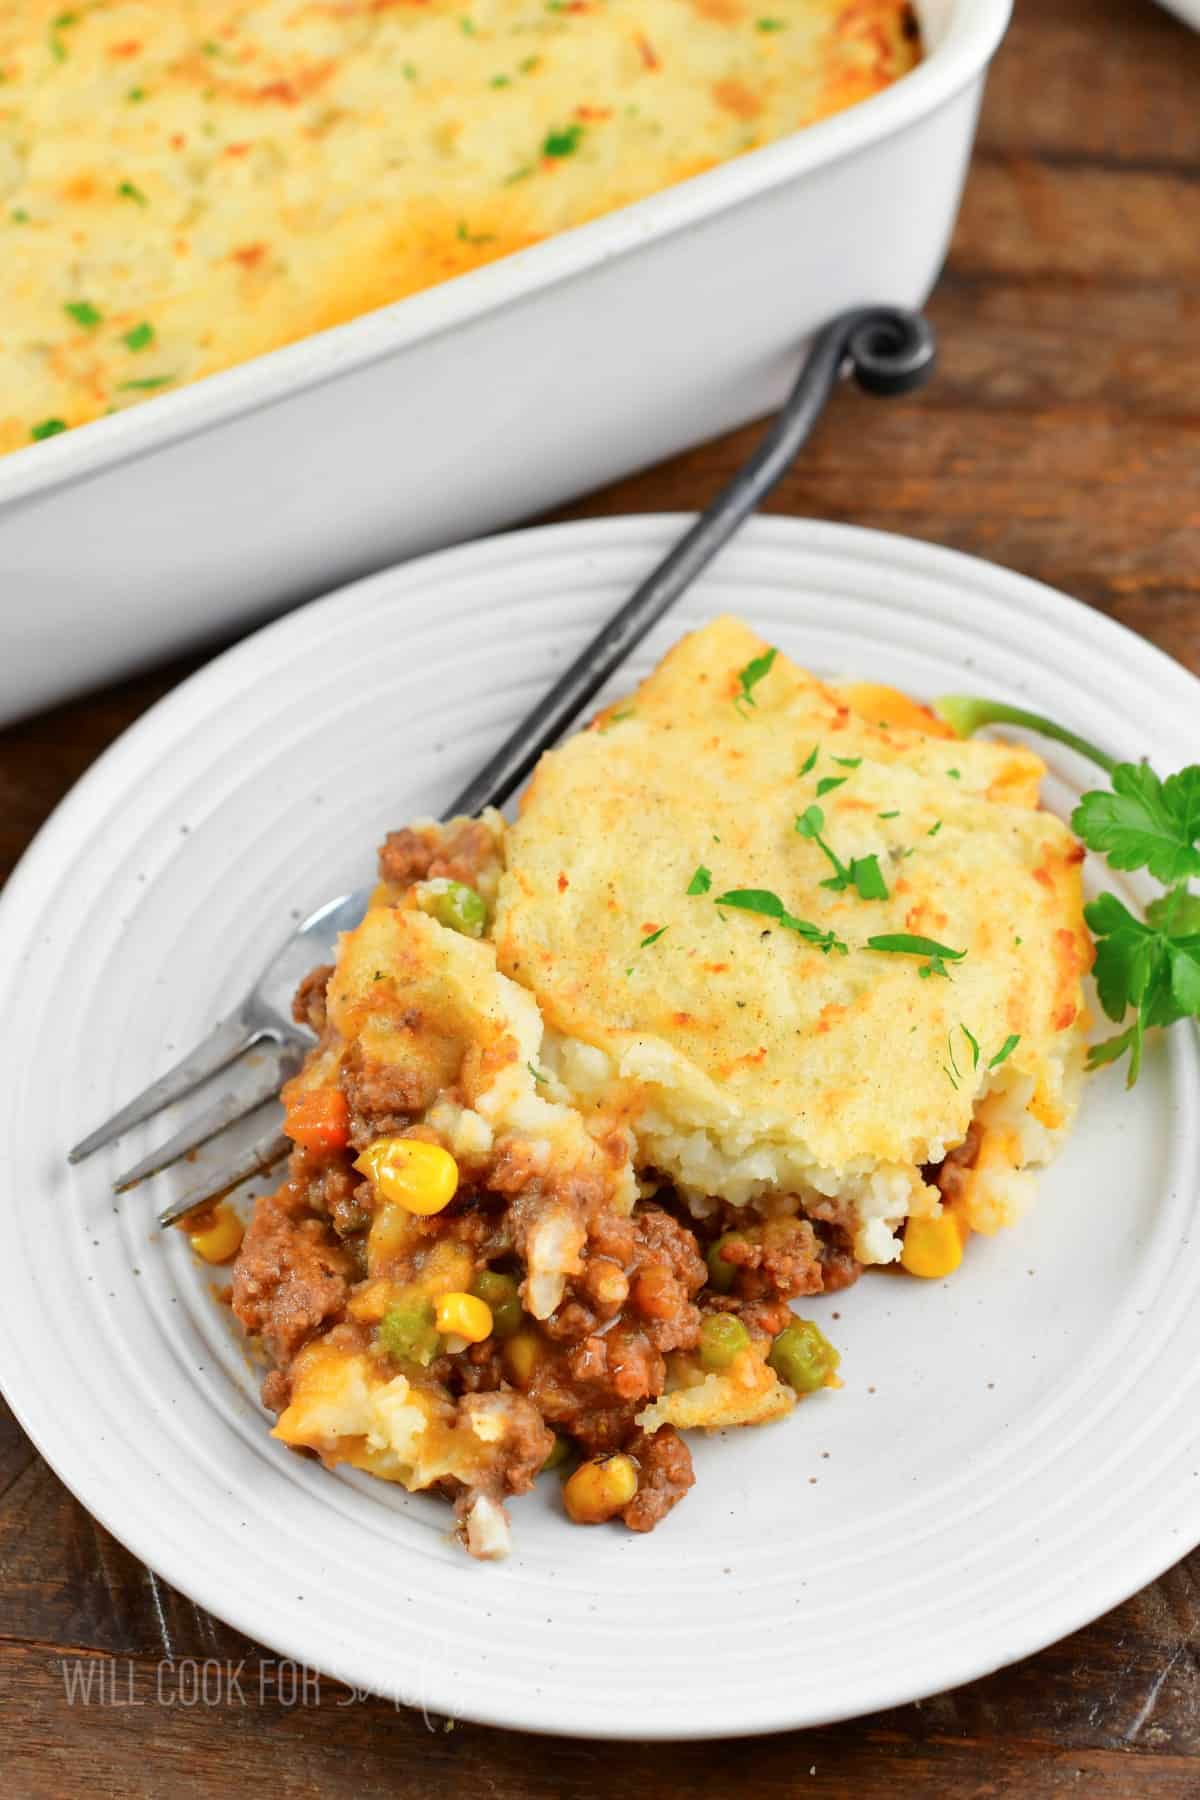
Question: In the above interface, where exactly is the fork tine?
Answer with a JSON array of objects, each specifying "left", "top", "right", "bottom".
[
  {"left": 157, "top": 1124, "right": 291, "bottom": 1228},
  {"left": 111, "top": 1039, "right": 303, "bottom": 1193},
  {"left": 68, "top": 1013, "right": 265, "bottom": 1164}
]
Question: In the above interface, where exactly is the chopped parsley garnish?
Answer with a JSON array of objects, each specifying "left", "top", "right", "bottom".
[
  {"left": 456, "top": 221, "right": 497, "bottom": 244},
  {"left": 798, "top": 745, "right": 819, "bottom": 777},
  {"left": 490, "top": 74, "right": 511, "bottom": 87},
  {"left": 127, "top": 86, "right": 147, "bottom": 102},
  {"left": 756, "top": 16, "right": 787, "bottom": 29},
  {"left": 960, "top": 1025, "right": 981, "bottom": 1069},
  {"left": 816, "top": 776, "right": 846, "bottom": 798},
  {"left": 848, "top": 854, "right": 889, "bottom": 902},
  {"left": 64, "top": 300, "right": 102, "bottom": 329},
  {"left": 122, "top": 321, "right": 155, "bottom": 352},
  {"left": 402, "top": 62, "right": 418, "bottom": 81},
  {"left": 988, "top": 1034, "right": 1021, "bottom": 1070},
  {"left": 460, "top": 15, "right": 477, "bottom": 33},
  {"left": 687, "top": 865, "right": 713, "bottom": 896},
  {"left": 117, "top": 180, "right": 148, "bottom": 206},
  {"left": 866, "top": 933, "right": 966, "bottom": 979},
  {"left": 542, "top": 123, "right": 584, "bottom": 158},
  {"left": 794, "top": 806, "right": 889, "bottom": 901},
  {"left": 528, "top": 1062, "right": 549, "bottom": 1083},
  {"left": 712, "top": 889, "right": 848, "bottom": 956},
  {"left": 31, "top": 418, "right": 67, "bottom": 441},
  {"left": 117, "top": 374, "right": 174, "bottom": 391},
  {"left": 878, "top": 810, "right": 900, "bottom": 820},
  {"left": 640, "top": 926, "right": 668, "bottom": 948},
  {"left": 734, "top": 646, "right": 777, "bottom": 716},
  {"left": 202, "top": 39, "right": 223, "bottom": 56},
  {"left": 947, "top": 768, "right": 961, "bottom": 780},
  {"left": 504, "top": 164, "right": 534, "bottom": 185},
  {"left": 832, "top": 755, "right": 862, "bottom": 769},
  {"left": 928, "top": 819, "right": 943, "bottom": 836},
  {"left": 50, "top": 11, "right": 79, "bottom": 62}
]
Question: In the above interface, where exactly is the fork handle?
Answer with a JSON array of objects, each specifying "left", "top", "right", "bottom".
[{"left": 442, "top": 304, "right": 936, "bottom": 822}]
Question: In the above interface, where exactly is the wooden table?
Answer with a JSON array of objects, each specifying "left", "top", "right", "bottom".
[{"left": 3, "top": 2, "right": 1199, "bottom": 1791}]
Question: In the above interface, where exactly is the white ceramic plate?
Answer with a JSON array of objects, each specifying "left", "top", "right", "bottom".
[{"left": 1, "top": 517, "right": 1197, "bottom": 1741}]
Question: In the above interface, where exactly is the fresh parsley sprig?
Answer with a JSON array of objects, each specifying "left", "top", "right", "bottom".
[{"left": 935, "top": 696, "right": 1200, "bottom": 1084}]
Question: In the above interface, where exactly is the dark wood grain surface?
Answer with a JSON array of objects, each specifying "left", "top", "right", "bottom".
[{"left": 3, "top": 1, "right": 1199, "bottom": 1792}]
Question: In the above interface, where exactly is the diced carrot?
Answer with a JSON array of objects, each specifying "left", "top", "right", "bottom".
[{"left": 283, "top": 1085, "right": 349, "bottom": 1152}]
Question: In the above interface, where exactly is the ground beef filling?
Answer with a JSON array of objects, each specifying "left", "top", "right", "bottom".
[{"left": 231, "top": 1138, "right": 856, "bottom": 1537}]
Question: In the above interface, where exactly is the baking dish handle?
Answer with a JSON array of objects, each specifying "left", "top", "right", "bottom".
[{"left": 446, "top": 305, "right": 936, "bottom": 819}]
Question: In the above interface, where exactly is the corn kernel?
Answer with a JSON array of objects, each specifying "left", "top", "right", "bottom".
[
  {"left": 188, "top": 1204, "right": 244, "bottom": 1266},
  {"left": 562, "top": 1454, "right": 639, "bottom": 1525},
  {"left": 435, "top": 1291, "right": 493, "bottom": 1343},
  {"left": 901, "top": 1209, "right": 969, "bottom": 1279},
  {"left": 503, "top": 1328, "right": 543, "bottom": 1387},
  {"left": 355, "top": 1137, "right": 458, "bottom": 1215}
]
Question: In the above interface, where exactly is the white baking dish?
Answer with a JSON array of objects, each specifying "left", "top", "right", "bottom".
[{"left": 0, "top": 0, "right": 1010, "bottom": 727}]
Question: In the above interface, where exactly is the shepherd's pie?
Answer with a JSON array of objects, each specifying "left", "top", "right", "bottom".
[{"left": 218, "top": 619, "right": 1090, "bottom": 1558}]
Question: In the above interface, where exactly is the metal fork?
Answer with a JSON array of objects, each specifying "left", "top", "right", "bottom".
[{"left": 68, "top": 306, "right": 936, "bottom": 1227}]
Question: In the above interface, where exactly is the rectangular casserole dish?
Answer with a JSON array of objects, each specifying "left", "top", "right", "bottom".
[{"left": 0, "top": 0, "right": 1011, "bottom": 727}]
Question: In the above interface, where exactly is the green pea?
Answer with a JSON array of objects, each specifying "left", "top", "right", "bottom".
[
  {"left": 768, "top": 1319, "right": 840, "bottom": 1395},
  {"left": 540, "top": 1432, "right": 572, "bottom": 1474},
  {"left": 472, "top": 1269, "right": 523, "bottom": 1339},
  {"left": 423, "top": 880, "right": 487, "bottom": 938},
  {"left": 698, "top": 1312, "right": 751, "bottom": 1370},
  {"left": 706, "top": 1232, "right": 743, "bottom": 1293},
  {"left": 377, "top": 1300, "right": 441, "bottom": 1367}
]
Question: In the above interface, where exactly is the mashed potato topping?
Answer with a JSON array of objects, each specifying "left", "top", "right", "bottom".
[
  {"left": 0, "top": 0, "right": 919, "bottom": 453},
  {"left": 495, "top": 617, "right": 1091, "bottom": 1263}
]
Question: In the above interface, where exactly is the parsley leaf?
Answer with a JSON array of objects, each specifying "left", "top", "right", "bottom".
[
  {"left": 64, "top": 300, "right": 102, "bottom": 329},
  {"left": 960, "top": 1025, "right": 981, "bottom": 1069},
  {"left": 713, "top": 889, "right": 847, "bottom": 956},
  {"left": 988, "top": 1034, "right": 1021, "bottom": 1070},
  {"left": 734, "top": 646, "right": 778, "bottom": 716},
  {"left": 850, "top": 854, "right": 889, "bottom": 902},
  {"left": 832, "top": 755, "right": 861, "bottom": 769},
  {"left": 1072, "top": 763, "right": 1200, "bottom": 888},
  {"left": 542, "top": 123, "right": 584, "bottom": 158},
  {"left": 31, "top": 418, "right": 67, "bottom": 441},
  {"left": 798, "top": 745, "right": 819, "bottom": 777},
  {"left": 1147, "top": 891, "right": 1200, "bottom": 936},
  {"left": 686, "top": 865, "right": 712, "bottom": 896},
  {"left": 640, "top": 926, "right": 668, "bottom": 948},
  {"left": 794, "top": 807, "right": 888, "bottom": 901},
  {"left": 867, "top": 933, "right": 966, "bottom": 979},
  {"left": 122, "top": 321, "right": 155, "bottom": 351},
  {"left": 816, "top": 776, "right": 846, "bottom": 797},
  {"left": 1082, "top": 890, "right": 1200, "bottom": 1085}
]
